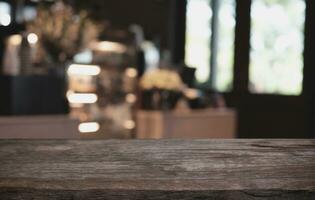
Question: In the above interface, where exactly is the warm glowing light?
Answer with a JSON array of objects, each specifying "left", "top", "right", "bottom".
[
  {"left": 9, "top": 34, "right": 22, "bottom": 46},
  {"left": 67, "top": 92, "right": 98, "bottom": 104},
  {"left": 70, "top": 103, "right": 84, "bottom": 108},
  {"left": 27, "top": 33, "right": 38, "bottom": 44},
  {"left": 90, "top": 41, "right": 127, "bottom": 53},
  {"left": 125, "top": 68, "right": 138, "bottom": 78},
  {"left": 124, "top": 120, "right": 135, "bottom": 130},
  {"left": 126, "top": 93, "right": 137, "bottom": 103},
  {"left": 184, "top": 88, "right": 199, "bottom": 99},
  {"left": 78, "top": 122, "right": 100, "bottom": 133},
  {"left": 68, "top": 64, "right": 101, "bottom": 76},
  {"left": 0, "top": 13, "right": 11, "bottom": 26}
]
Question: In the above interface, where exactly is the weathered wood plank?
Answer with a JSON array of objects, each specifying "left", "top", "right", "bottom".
[{"left": 0, "top": 139, "right": 314, "bottom": 199}]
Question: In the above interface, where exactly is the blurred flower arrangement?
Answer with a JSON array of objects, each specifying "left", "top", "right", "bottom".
[
  {"left": 140, "top": 69, "right": 184, "bottom": 91},
  {"left": 27, "top": 1, "right": 102, "bottom": 66},
  {"left": 140, "top": 69, "right": 184, "bottom": 110}
]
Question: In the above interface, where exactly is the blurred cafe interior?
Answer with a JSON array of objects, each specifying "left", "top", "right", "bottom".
[{"left": 0, "top": 0, "right": 314, "bottom": 139}]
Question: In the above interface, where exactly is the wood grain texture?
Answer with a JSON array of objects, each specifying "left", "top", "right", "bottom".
[{"left": 0, "top": 139, "right": 314, "bottom": 199}]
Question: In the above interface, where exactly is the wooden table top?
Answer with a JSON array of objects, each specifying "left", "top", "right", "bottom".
[{"left": 0, "top": 139, "right": 314, "bottom": 199}]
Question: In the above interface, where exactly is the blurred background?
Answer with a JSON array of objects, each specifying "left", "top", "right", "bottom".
[{"left": 0, "top": 0, "right": 314, "bottom": 139}]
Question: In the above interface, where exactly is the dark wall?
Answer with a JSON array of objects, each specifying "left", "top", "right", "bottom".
[
  {"left": 74, "top": 0, "right": 186, "bottom": 62},
  {"left": 74, "top": 0, "right": 171, "bottom": 48}
]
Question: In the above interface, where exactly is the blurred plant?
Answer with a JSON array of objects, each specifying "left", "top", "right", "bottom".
[{"left": 27, "top": 1, "right": 102, "bottom": 65}]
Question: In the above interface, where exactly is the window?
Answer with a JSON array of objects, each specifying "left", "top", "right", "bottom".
[
  {"left": 185, "top": 0, "right": 212, "bottom": 84},
  {"left": 215, "top": 0, "right": 236, "bottom": 91},
  {"left": 185, "top": 0, "right": 236, "bottom": 91},
  {"left": 22, "top": 6, "right": 37, "bottom": 22},
  {"left": 249, "top": 0, "right": 306, "bottom": 95},
  {"left": 0, "top": 2, "right": 11, "bottom": 26}
]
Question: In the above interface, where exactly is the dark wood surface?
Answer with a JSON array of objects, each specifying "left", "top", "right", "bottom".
[{"left": 0, "top": 139, "right": 314, "bottom": 199}]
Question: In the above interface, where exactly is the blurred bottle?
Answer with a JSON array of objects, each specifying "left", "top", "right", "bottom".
[
  {"left": 2, "top": 34, "right": 22, "bottom": 75},
  {"left": 130, "top": 24, "right": 145, "bottom": 78},
  {"left": 19, "top": 33, "right": 32, "bottom": 75}
]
